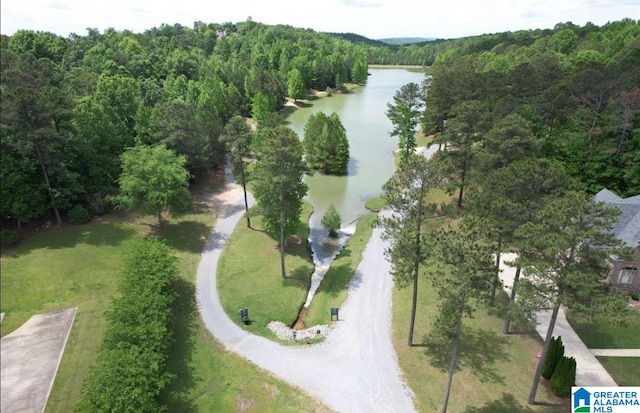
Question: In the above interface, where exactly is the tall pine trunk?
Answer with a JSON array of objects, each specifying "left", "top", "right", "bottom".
[
  {"left": 441, "top": 289, "right": 466, "bottom": 413},
  {"left": 240, "top": 162, "right": 251, "bottom": 228},
  {"left": 408, "top": 179, "right": 426, "bottom": 346},
  {"left": 527, "top": 298, "right": 562, "bottom": 404},
  {"left": 35, "top": 144, "right": 62, "bottom": 226},
  {"left": 279, "top": 191, "right": 286, "bottom": 279}
]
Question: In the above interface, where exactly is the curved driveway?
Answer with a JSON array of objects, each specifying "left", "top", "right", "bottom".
[{"left": 195, "top": 168, "right": 416, "bottom": 412}]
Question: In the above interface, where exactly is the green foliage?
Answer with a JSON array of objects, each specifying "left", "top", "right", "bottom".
[
  {"left": 67, "top": 204, "right": 92, "bottom": 224},
  {"left": 75, "top": 238, "right": 178, "bottom": 413},
  {"left": 252, "top": 125, "right": 307, "bottom": 236},
  {"left": 303, "top": 112, "right": 350, "bottom": 175},
  {"left": 631, "top": 293, "right": 640, "bottom": 301},
  {"left": 0, "top": 229, "right": 20, "bottom": 246},
  {"left": 287, "top": 68, "right": 306, "bottom": 102},
  {"left": 111, "top": 145, "right": 193, "bottom": 229},
  {"left": 321, "top": 204, "right": 341, "bottom": 237},
  {"left": 386, "top": 82, "right": 423, "bottom": 163},
  {"left": 550, "top": 356, "right": 576, "bottom": 397},
  {"left": 541, "top": 336, "right": 565, "bottom": 380}
]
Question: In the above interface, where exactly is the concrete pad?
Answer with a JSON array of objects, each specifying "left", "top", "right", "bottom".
[{"left": 1, "top": 308, "right": 78, "bottom": 413}]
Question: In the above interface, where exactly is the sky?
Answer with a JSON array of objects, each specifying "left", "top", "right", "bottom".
[{"left": 1, "top": 0, "right": 639, "bottom": 40}]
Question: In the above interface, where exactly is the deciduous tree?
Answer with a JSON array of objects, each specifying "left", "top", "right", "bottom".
[{"left": 111, "top": 145, "right": 193, "bottom": 229}]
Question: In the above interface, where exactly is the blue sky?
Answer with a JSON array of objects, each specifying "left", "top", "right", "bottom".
[{"left": 1, "top": 0, "right": 639, "bottom": 39}]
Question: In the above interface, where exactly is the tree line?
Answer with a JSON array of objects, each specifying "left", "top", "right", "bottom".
[
  {"left": 381, "top": 22, "right": 638, "bottom": 411},
  {"left": 0, "top": 21, "right": 368, "bottom": 230}
]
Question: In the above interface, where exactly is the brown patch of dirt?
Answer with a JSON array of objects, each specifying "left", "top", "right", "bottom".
[
  {"left": 629, "top": 298, "right": 640, "bottom": 311},
  {"left": 291, "top": 307, "right": 307, "bottom": 330},
  {"left": 235, "top": 394, "right": 256, "bottom": 413},
  {"left": 262, "top": 382, "right": 280, "bottom": 399}
]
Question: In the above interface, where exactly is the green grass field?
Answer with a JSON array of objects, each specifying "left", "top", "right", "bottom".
[
  {"left": 568, "top": 310, "right": 640, "bottom": 349},
  {"left": 217, "top": 203, "right": 315, "bottom": 338},
  {"left": 392, "top": 284, "right": 566, "bottom": 412},
  {"left": 0, "top": 175, "right": 331, "bottom": 413},
  {"left": 596, "top": 357, "right": 640, "bottom": 386}
]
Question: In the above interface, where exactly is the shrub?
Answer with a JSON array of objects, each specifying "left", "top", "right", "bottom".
[
  {"left": 0, "top": 229, "right": 20, "bottom": 246},
  {"left": 631, "top": 292, "right": 639, "bottom": 301},
  {"left": 325, "top": 86, "right": 332, "bottom": 97},
  {"left": 321, "top": 204, "right": 342, "bottom": 237},
  {"left": 550, "top": 356, "right": 576, "bottom": 397},
  {"left": 542, "top": 336, "right": 564, "bottom": 380},
  {"left": 75, "top": 238, "right": 178, "bottom": 412},
  {"left": 68, "top": 205, "right": 91, "bottom": 225}
]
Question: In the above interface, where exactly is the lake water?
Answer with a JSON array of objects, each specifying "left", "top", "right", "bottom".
[
  {"left": 284, "top": 68, "right": 426, "bottom": 308},
  {"left": 287, "top": 68, "right": 426, "bottom": 228}
]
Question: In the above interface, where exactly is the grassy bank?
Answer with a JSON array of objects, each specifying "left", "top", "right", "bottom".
[
  {"left": 0, "top": 175, "right": 331, "bottom": 412},
  {"left": 303, "top": 214, "right": 377, "bottom": 327},
  {"left": 217, "top": 203, "right": 315, "bottom": 337}
]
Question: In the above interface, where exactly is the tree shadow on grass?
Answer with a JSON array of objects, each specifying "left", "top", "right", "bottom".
[
  {"left": 162, "top": 278, "right": 197, "bottom": 413},
  {"left": 159, "top": 221, "right": 211, "bottom": 254},
  {"left": 421, "top": 327, "right": 509, "bottom": 385},
  {"left": 462, "top": 392, "right": 565, "bottom": 413},
  {"left": 4, "top": 222, "right": 137, "bottom": 258},
  {"left": 283, "top": 266, "right": 313, "bottom": 290},
  {"left": 315, "top": 262, "right": 359, "bottom": 298}
]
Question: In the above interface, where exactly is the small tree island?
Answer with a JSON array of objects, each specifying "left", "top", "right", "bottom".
[{"left": 303, "top": 112, "right": 350, "bottom": 175}]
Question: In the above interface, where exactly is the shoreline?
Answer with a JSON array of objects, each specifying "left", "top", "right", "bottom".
[{"left": 368, "top": 64, "right": 426, "bottom": 69}]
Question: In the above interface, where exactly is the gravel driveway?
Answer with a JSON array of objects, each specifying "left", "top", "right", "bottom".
[{"left": 196, "top": 169, "right": 416, "bottom": 412}]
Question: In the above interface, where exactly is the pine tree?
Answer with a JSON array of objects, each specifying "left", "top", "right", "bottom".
[
  {"left": 550, "top": 356, "right": 576, "bottom": 397},
  {"left": 541, "top": 336, "right": 565, "bottom": 380}
]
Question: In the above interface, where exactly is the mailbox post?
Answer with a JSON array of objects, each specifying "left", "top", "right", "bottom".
[{"left": 240, "top": 308, "right": 249, "bottom": 325}]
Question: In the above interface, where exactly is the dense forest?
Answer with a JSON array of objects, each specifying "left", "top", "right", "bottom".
[
  {"left": 0, "top": 21, "right": 369, "bottom": 230},
  {"left": 1, "top": 18, "right": 639, "bottom": 232}
]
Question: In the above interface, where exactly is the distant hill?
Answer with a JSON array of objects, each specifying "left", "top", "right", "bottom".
[
  {"left": 378, "top": 37, "right": 437, "bottom": 45},
  {"left": 326, "top": 32, "right": 392, "bottom": 48}
]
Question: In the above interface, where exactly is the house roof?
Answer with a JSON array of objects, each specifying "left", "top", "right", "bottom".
[{"left": 595, "top": 188, "right": 640, "bottom": 248}]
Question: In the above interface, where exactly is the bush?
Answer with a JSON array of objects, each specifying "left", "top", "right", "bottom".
[
  {"left": 0, "top": 229, "right": 20, "bottom": 246},
  {"left": 550, "top": 356, "right": 576, "bottom": 397},
  {"left": 67, "top": 205, "right": 91, "bottom": 225},
  {"left": 542, "top": 336, "right": 564, "bottom": 380},
  {"left": 321, "top": 204, "right": 342, "bottom": 237},
  {"left": 631, "top": 293, "right": 640, "bottom": 301},
  {"left": 75, "top": 238, "right": 178, "bottom": 412}
]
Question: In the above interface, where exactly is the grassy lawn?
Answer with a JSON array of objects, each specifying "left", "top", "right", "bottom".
[
  {"left": 217, "top": 204, "right": 315, "bottom": 338},
  {"left": 596, "top": 357, "right": 640, "bottom": 386},
  {"left": 567, "top": 309, "right": 640, "bottom": 349},
  {"left": 393, "top": 284, "right": 566, "bottom": 412},
  {"left": 364, "top": 196, "right": 386, "bottom": 212},
  {"left": 0, "top": 175, "right": 331, "bottom": 413},
  {"left": 389, "top": 187, "right": 565, "bottom": 412}
]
